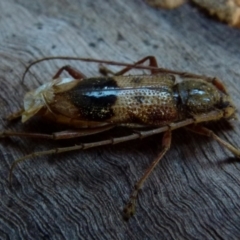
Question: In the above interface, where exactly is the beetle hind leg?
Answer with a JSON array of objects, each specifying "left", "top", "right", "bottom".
[
  {"left": 0, "top": 125, "right": 114, "bottom": 140},
  {"left": 122, "top": 130, "right": 171, "bottom": 221}
]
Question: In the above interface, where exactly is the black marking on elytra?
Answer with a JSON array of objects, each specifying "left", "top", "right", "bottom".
[
  {"left": 76, "top": 77, "right": 118, "bottom": 90},
  {"left": 67, "top": 77, "right": 118, "bottom": 121}
]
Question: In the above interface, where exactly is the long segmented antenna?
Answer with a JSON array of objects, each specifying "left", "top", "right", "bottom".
[
  {"left": 21, "top": 56, "right": 203, "bottom": 84},
  {"left": 8, "top": 119, "right": 196, "bottom": 185}
]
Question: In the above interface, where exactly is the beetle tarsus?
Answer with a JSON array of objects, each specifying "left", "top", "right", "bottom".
[{"left": 123, "top": 199, "right": 136, "bottom": 221}]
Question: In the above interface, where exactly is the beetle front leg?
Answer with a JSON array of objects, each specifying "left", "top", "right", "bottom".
[
  {"left": 122, "top": 130, "right": 171, "bottom": 221},
  {"left": 186, "top": 125, "right": 240, "bottom": 158}
]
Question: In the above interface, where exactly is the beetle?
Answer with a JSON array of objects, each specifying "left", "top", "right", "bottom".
[{"left": 1, "top": 56, "right": 240, "bottom": 220}]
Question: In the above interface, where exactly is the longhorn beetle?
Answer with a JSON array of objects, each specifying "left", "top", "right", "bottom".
[{"left": 1, "top": 56, "right": 240, "bottom": 220}]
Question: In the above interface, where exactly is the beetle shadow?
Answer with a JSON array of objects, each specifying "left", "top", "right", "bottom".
[{"left": 217, "top": 157, "right": 240, "bottom": 165}]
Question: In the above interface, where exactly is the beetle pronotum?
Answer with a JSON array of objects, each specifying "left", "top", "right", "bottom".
[{"left": 1, "top": 56, "right": 240, "bottom": 220}]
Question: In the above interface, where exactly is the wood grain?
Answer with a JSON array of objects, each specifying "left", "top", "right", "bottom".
[{"left": 1, "top": 0, "right": 240, "bottom": 239}]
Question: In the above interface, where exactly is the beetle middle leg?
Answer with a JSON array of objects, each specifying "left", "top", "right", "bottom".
[
  {"left": 122, "top": 130, "right": 171, "bottom": 221},
  {"left": 52, "top": 65, "right": 86, "bottom": 79},
  {"left": 99, "top": 55, "right": 160, "bottom": 76}
]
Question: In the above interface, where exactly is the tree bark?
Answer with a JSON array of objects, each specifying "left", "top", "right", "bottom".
[{"left": 0, "top": 0, "right": 240, "bottom": 239}]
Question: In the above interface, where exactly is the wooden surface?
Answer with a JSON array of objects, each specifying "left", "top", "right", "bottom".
[{"left": 1, "top": 0, "right": 240, "bottom": 239}]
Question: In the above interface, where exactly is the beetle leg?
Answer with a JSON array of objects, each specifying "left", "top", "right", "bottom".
[
  {"left": 98, "top": 65, "right": 115, "bottom": 76},
  {"left": 8, "top": 131, "right": 141, "bottom": 185},
  {"left": 123, "top": 130, "right": 171, "bottom": 221},
  {"left": 7, "top": 117, "right": 217, "bottom": 186},
  {"left": 186, "top": 125, "right": 240, "bottom": 158},
  {"left": 119, "top": 123, "right": 153, "bottom": 128},
  {"left": 192, "top": 110, "right": 225, "bottom": 123},
  {"left": 99, "top": 56, "right": 159, "bottom": 76},
  {"left": 52, "top": 65, "right": 86, "bottom": 79},
  {"left": 208, "top": 77, "right": 228, "bottom": 94},
  {"left": 0, "top": 125, "right": 114, "bottom": 140},
  {"left": 8, "top": 130, "right": 172, "bottom": 189},
  {"left": 9, "top": 119, "right": 200, "bottom": 187},
  {"left": 52, "top": 126, "right": 115, "bottom": 139}
]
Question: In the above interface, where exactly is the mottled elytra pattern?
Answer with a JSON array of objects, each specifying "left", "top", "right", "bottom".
[
  {"left": 51, "top": 75, "right": 180, "bottom": 125},
  {"left": 36, "top": 71, "right": 236, "bottom": 132},
  {"left": 110, "top": 75, "right": 179, "bottom": 125},
  {"left": 51, "top": 74, "right": 233, "bottom": 126}
]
